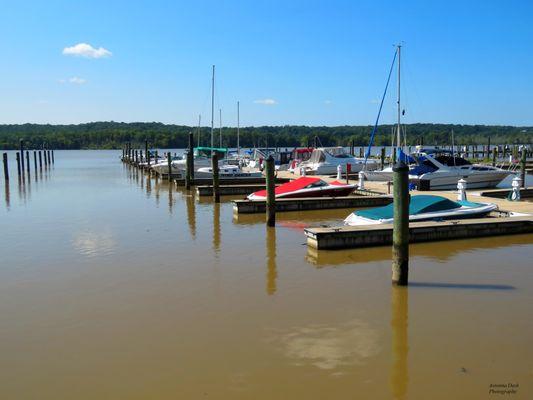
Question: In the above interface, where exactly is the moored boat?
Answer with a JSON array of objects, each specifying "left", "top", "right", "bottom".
[
  {"left": 247, "top": 176, "right": 356, "bottom": 200},
  {"left": 344, "top": 195, "right": 497, "bottom": 226}
]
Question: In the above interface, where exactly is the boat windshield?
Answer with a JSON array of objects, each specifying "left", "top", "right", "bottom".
[
  {"left": 309, "top": 150, "right": 326, "bottom": 164},
  {"left": 306, "top": 179, "right": 328, "bottom": 188},
  {"left": 325, "top": 147, "right": 351, "bottom": 158}
]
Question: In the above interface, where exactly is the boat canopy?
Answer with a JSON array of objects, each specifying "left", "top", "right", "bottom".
[
  {"left": 252, "top": 177, "right": 326, "bottom": 198},
  {"left": 356, "top": 195, "right": 464, "bottom": 220},
  {"left": 194, "top": 147, "right": 228, "bottom": 156}
]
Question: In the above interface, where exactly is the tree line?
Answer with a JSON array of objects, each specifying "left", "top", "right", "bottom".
[{"left": 0, "top": 122, "right": 531, "bottom": 150}]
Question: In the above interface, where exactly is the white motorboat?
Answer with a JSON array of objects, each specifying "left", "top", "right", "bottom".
[
  {"left": 195, "top": 165, "right": 263, "bottom": 179},
  {"left": 364, "top": 148, "right": 513, "bottom": 189},
  {"left": 344, "top": 195, "right": 497, "bottom": 226},
  {"left": 304, "top": 147, "right": 379, "bottom": 175},
  {"left": 150, "top": 147, "right": 227, "bottom": 176}
]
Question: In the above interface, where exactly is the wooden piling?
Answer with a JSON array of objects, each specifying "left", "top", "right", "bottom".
[
  {"left": 33, "top": 151, "right": 37, "bottom": 171},
  {"left": 2, "top": 153, "right": 8, "bottom": 181},
  {"left": 265, "top": 155, "right": 276, "bottom": 226},
  {"left": 38, "top": 151, "right": 42, "bottom": 169},
  {"left": 51, "top": 150, "right": 54, "bottom": 163},
  {"left": 185, "top": 132, "right": 194, "bottom": 189},
  {"left": 16, "top": 152, "right": 21, "bottom": 177},
  {"left": 212, "top": 152, "right": 220, "bottom": 203},
  {"left": 167, "top": 152, "right": 172, "bottom": 178},
  {"left": 381, "top": 147, "right": 386, "bottom": 169},
  {"left": 47, "top": 150, "right": 51, "bottom": 165},
  {"left": 359, "top": 147, "right": 364, "bottom": 158},
  {"left": 25, "top": 151, "right": 30, "bottom": 176},
  {"left": 346, "top": 163, "right": 351, "bottom": 184},
  {"left": 520, "top": 148, "right": 526, "bottom": 188},
  {"left": 19, "top": 139, "right": 25, "bottom": 172},
  {"left": 144, "top": 140, "right": 149, "bottom": 166},
  {"left": 392, "top": 161, "right": 409, "bottom": 286}
]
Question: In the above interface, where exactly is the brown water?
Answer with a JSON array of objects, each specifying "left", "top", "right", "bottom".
[{"left": 1, "top": 150, "right": 532, "bottom": 399}]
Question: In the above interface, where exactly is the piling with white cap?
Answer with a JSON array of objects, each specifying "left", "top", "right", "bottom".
[
  {"left": 510, "top": 176, "right": 522, "bottom": 201},
  {"left": 300, "top": 166, "right": 306, "bottom": 176},
  {"left": 336, "top": 164, "right": 342, "bottom": 180},
  {"left": 457, "top": 178, "right": 467, "bottom": 201},
  {"left": 358, "top": 171, "right": 365, "bottom": 190}
]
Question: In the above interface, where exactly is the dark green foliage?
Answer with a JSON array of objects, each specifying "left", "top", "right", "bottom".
[{"left": 0, "top": 122, "right": 531, "bottom": 149}]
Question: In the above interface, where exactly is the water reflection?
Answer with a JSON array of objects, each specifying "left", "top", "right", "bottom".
[
  {"left": 213, "top": 202, "right": 221, "bottom": 255},
  {"left": 4, "top": 181, "right": 10, "bottom": 210},
  {"left": 72, "top": 228, "right": 117, "bottom": 258},
  {"left": 276, "top": 319, "right": 380, "bottom": 371},
  {"left": 266, "top": 227, "right": 277, "bottom": 295},
  {"left": 390, "top": 286, "right": 409, "bottom": 400},
  {"left": 167, "top": 181, "right": 173, "bottom": 215},
  {"left": 306, "top": 234, "right": 533, "bottom": 267},
  {"left": 186, "top": 191, "right": 196, "bottom": 239}
]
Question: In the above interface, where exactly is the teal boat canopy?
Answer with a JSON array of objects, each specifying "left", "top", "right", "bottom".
[
  {"left": 194, "top": 147, "right": 228, "bottom": 156},
  {"left": 356, "top": 195, "right": 463, "bottom": 221}
]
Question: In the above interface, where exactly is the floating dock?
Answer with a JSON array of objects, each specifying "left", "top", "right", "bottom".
[
  {"left": 174, "top": 177, "right": 290, "bottom": 186},
  {"left": 233, "top": 195, "right": 392, "bottom": 214},
  {"left": 305, "top": 216, "right": 533, "bottom": 250},
  {"left": 196, "top": 184, "right": 269, "bottom": 197}
]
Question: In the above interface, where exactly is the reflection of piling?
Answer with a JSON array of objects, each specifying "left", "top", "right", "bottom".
[
  {"left": 186, "top": 132, "right": 194, "bottom": 189},
  {"left": 520, "top": 148, "right": 526, "bottom": 188},
  {"left": 16, "top": 153, "right": 21, "bottom": 177},
  {"left": 392, "top": 161, "right": 409, "bottom": 285},
  {"left": 186, "top": 192, "right": 196, "bottom": 239},
  {"left": 390, "top": 286, "right": 409, "bottom": 400},
  {"left": 213, "top": 202, "right": 221, "bottom": 252},
  {"left": 52, "top": 150, "right": 54, "bottom": 164},
  {"left": 2, "top": 153, "right": 8, "bottom": 181},
  {"left": 265, "top": 155, "right": 276, "bottom": 226},
  {"left": 266, "top": 226, "right": 277, "bottom": 295},
  {"left": 212, "top": 152, "right": 220, "bottom": 203}
]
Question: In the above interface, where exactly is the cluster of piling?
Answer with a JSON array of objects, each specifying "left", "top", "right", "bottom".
[{"left": 2, "top": 140, "right": 54, "bottom": 182}]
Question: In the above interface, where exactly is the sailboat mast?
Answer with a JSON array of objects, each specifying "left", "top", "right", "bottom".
[
  {"left": 211, "top": 65, "right": 215, "bottom": 151},
  {"left": 219, "top": 108, "right": 222, "bottom": 148},
  {"left": 197, "top": 114, "right": 201, "bottom": 147},
  {"left": 237, "top": 101, "right": 240, "bottom": 155},
  {"left": 396, "top": 44, "right": 402, "bottom": 155}
]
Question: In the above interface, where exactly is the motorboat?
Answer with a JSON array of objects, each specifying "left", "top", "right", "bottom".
[
  {"left": 364, "top": 148, "right": 513, "bottom": 189},
  {"left": 150, "top": 147, "right": 227, "bottom": 175},
  {"left": 246, "top": 148, "right": 292, "bottom": 170},
  {"left": 247, "top": 176, "right": 356, "bottom": 200},
  {"left": 304, "top": 147, "right": 379, "bottom": 175},
  {"left": 288, "top": 148, "right": 314, "bottom": 173},
  {"left": 344, "top": 195, "right": 497, "bottom": 226},
  {"left": 195, "top": 165, "right": 263, "bottom": 179}
]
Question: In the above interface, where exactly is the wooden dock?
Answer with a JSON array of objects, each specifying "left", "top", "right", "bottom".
[
  {"left": 175, "top": 177, "right": 290, "bottom": 186},
  {"left": 196, "top": 184, "right": 269, "bottom": 197},
  {"left": 305, "top": 217, "right": 533, "bottom": 250},
  {"left": 233, "top": 195, "right": 392, "bottom": 214}
]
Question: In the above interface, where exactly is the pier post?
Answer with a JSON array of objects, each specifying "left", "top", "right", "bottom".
[
  {"left": 38, "top": 151, "right": 42, "bottom": 169},
  {"left": 135, "top": 150, "right": 138, "bottom": 165},
  {"left": 2, "top": 153, "right": 8, "bottom": 181},
  {"left": 492, "top": 148, "right": 497, "bottom": 167},
  {"left": 47, "top": 150, "right": 51, "bottom": 166},
  {"left": 52, "top": 150, "right": 54, "bottom": 164},
  {"left": 16, "top": 152, "right": 21, "bottom": 177},
  {"left": 25, "top": 151, "right": 30, "bottom": 176},
  {"left": 265, "top": 155, "right": 276, "bottom": 227},
  {"left": 359, "top": 147, "right": 364, "bottom": 158},
  {"left": 167, "top": 152, "right": 172, "bottom": 179},
  {"left": 44, "top": 148, "right": 48, "bottom": 166},
  {"left": 336, "top": 164, "right": 342, "bottom": 180},
  {"left": 19, "top": 139, "right": 25, "bottom": 173},
  {"left": 139, "top": 150, "right": 143, "bottom": 166},
  {"left": 33, "top": 151, "right": 37, "bottom": 172},
  {"left": 346, "top": 163, "right": 351, "bottom": 184},
  {"left": 186, "top": 132, "right": 194, "bottom": 189},
  {"left": 520, "top": 148, "right": 526, "bottom": 188},
  {"left": 212, "top": 152, "right": 220, "bottom": 203},
  {"left": 392, "top": 160, "right": 409, "bottom": 286},
  {"left": 358, "top": 170, "right": 365, "bottom": 190},
  {"left": 380, "top": 147, "right": 386, "bottom": 169},
  {"left": 145, "top": 140, "right": 149, "bottom": 166},
  {"left": 351, "top": 139, "right": 355, "bottom": 156}
]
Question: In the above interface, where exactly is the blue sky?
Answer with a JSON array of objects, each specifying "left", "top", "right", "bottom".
[{"left": 1, "top": 0, "right": 532, "bottom": 126}]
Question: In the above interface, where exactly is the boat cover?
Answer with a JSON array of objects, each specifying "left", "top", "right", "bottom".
[
  {"left": 252, "top": 177, "right": 322, "bottom": 198},
  {"left": 355, "top": 195, "right": 477, "bottom": 221}
]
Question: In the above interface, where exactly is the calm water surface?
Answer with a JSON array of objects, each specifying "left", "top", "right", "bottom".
[{"left": 1, "top": 150, "right": 532, "bottom": 399}]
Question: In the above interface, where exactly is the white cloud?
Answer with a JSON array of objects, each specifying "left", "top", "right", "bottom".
[
  {"left": 254, "top": 98, "right": 277, "bottom": 105},
  {"left": 69, "top": 76, "right": 86, "bottom": 84},
  {"left": 324, "top": 100, "right": 332, "bottom": 104},
  {"left": 62, "top": 43, "right": 112, "bottom": 58},
  {"left": 58, "top": 76, "right": 87, "bottom": 85},
  {"left": 370, "top": 99, "right": 379, "bottom": 104}
]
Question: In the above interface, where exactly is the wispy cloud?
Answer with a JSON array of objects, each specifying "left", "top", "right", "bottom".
[
  {"left": 62, "top": 43, "right": 112, "bottom": 58},
  {"left": 254, "top": 98, "right": 277, "bottom": 105},
  {"left": 370, "top": 99, "right": 379, "bottom": 104},
  {"left": 59, "top": 76, "right": 87, "bottom": 85},
  {"left": 324, "top": 100, "right": 332, "bottom": 104}
]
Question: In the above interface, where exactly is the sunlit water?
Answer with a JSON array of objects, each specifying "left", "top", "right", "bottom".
[{"left": 1, "top": 150, "right": 532, "bottom": 399}]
